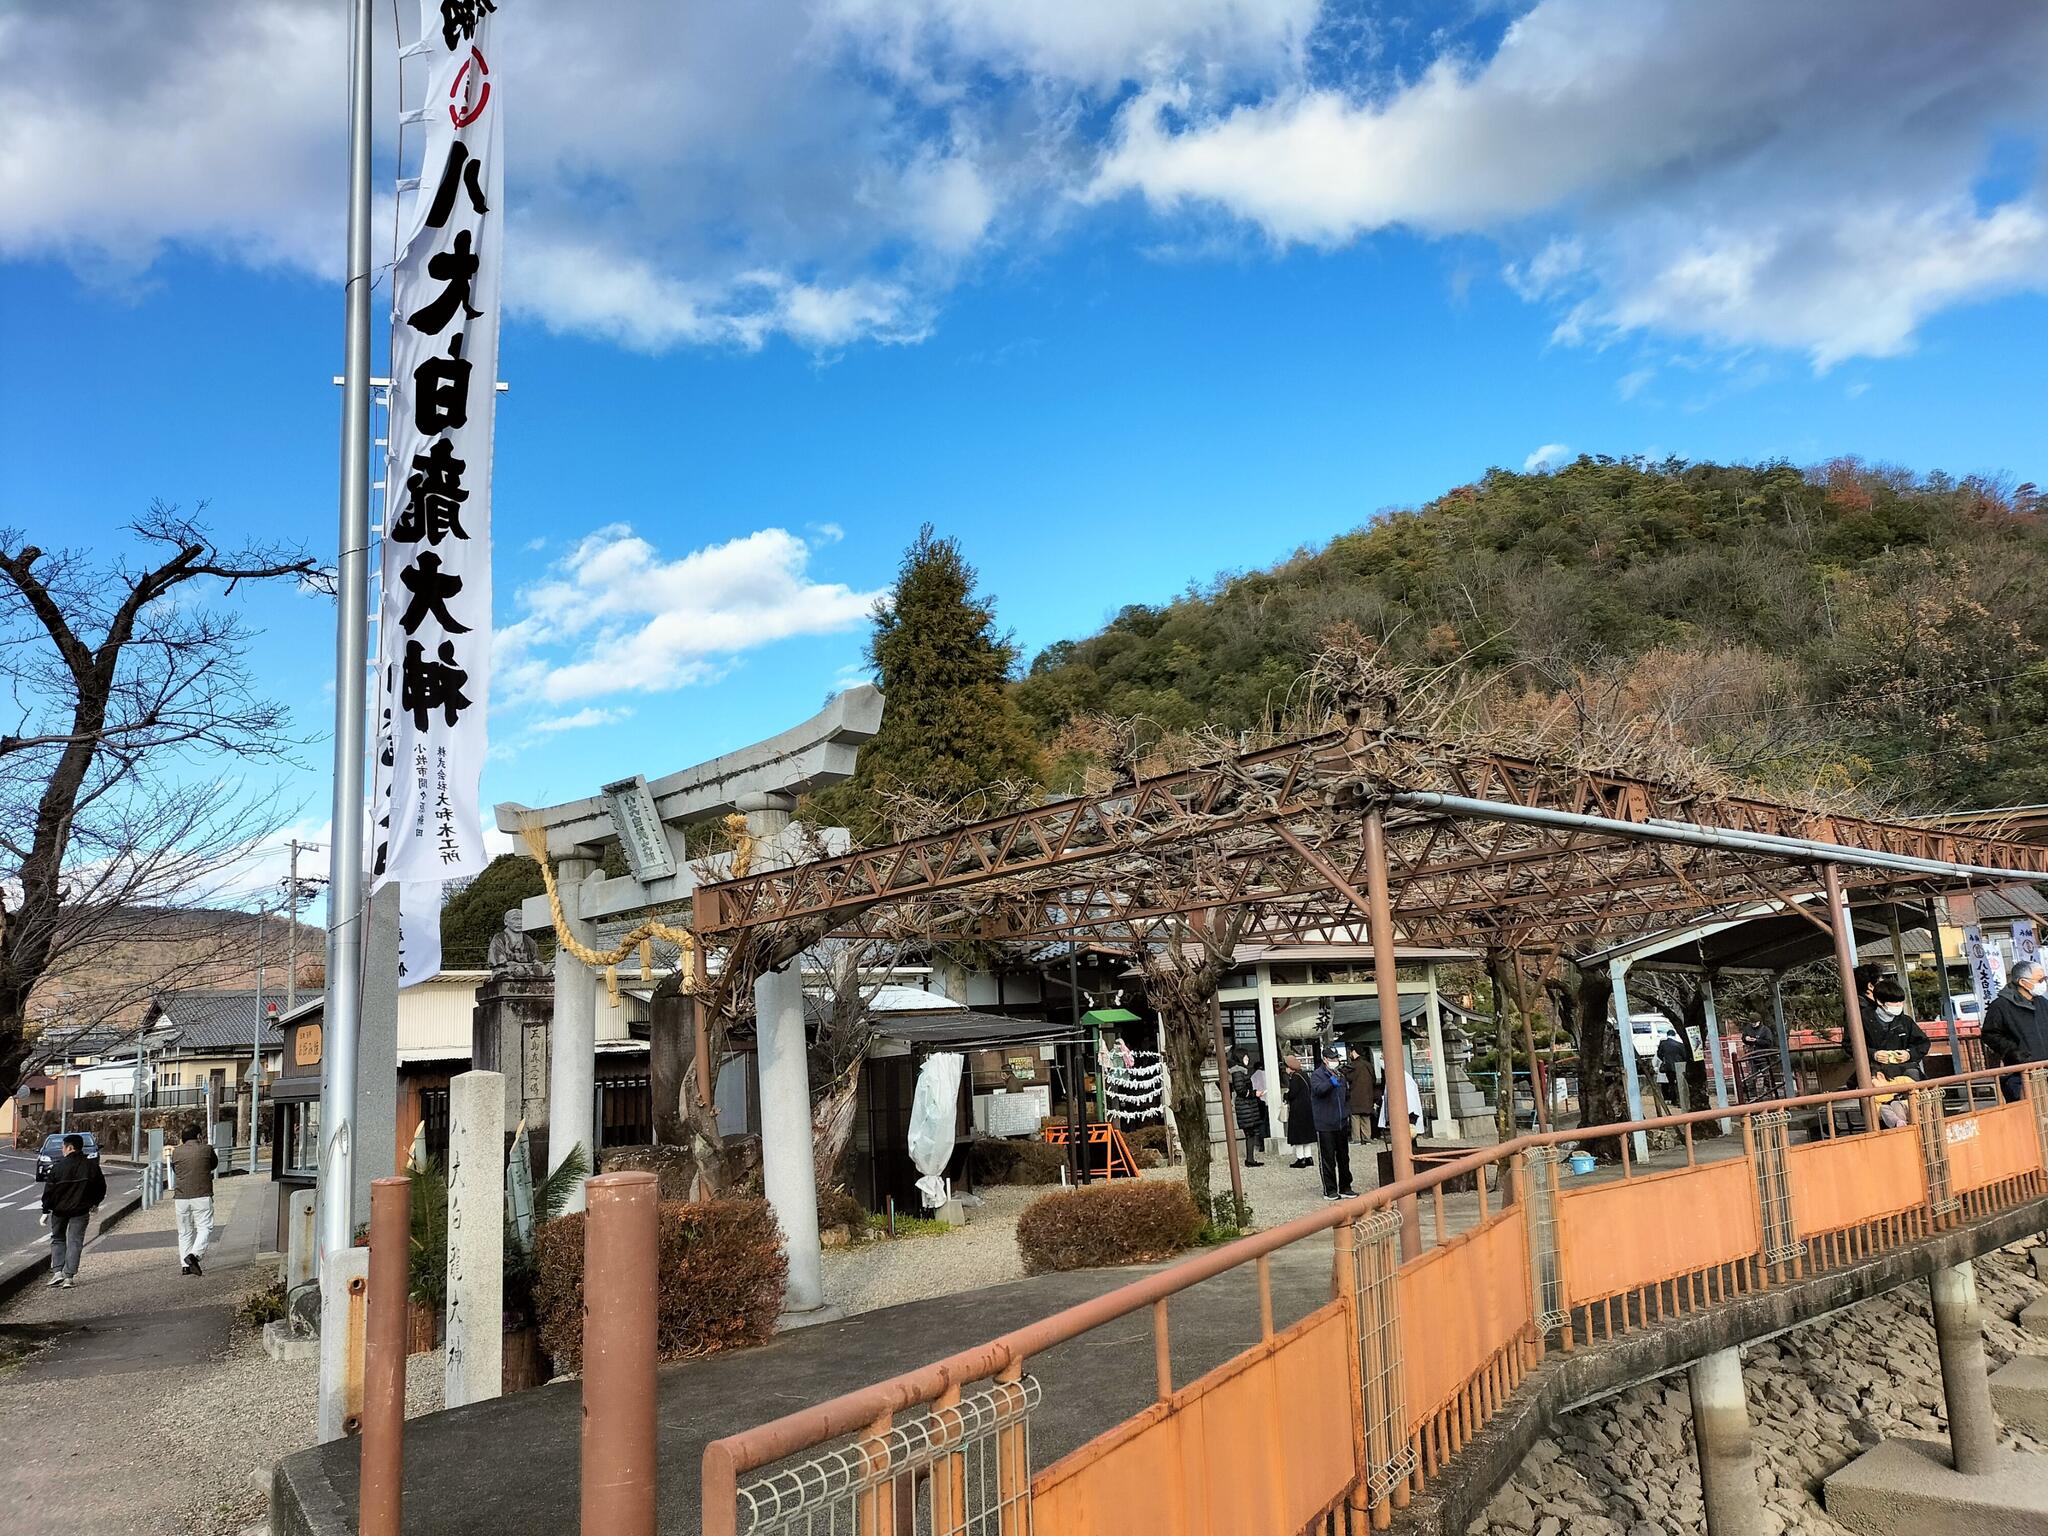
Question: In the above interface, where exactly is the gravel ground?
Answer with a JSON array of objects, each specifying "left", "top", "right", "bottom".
[
  {"left": 1474, "top": 1245, "right": 2048, "bottom": 1536},
  {"left": 816, "top": 1141, "right": 1376, "bottom": 1317},
  {"left": 0, "top": 1174, "right": 446, "bottom": 1536}
]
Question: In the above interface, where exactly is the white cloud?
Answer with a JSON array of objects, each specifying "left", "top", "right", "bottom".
[
  {"left": 824, "top": 0, "right": 1317, "bottom": 87},
  {"left": 1523, "top": 443, "right": 1569, "bottom": 472},
  {"left": 1087, "top": 0, "right": 2048, "bottom": 366},
  {"left": 530, "top": 707, "right": 634, "bottom": 734},
  {"left": 5, "top": 0, "right": 2046, "bottom": 367},
  {"left": 497, "top": 525, "right": 883, "bottom": 706},
  {"left": 1616, "top": 367, "right": 1653, "bottom": 402}
]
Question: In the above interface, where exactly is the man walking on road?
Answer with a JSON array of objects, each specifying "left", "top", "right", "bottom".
[
  {"left": 40, "top": 1133, "right": 106, "bottom": 1288},
  {"left": 169, "top": 1123, "right": 217, "bottom": 1276}
]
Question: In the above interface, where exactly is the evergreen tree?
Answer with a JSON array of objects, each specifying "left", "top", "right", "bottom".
[
  {"left": 826, "top": 526, "right": 1042, "bottom": 840},
  {"left": 440, "top": 853, "right": 549, "bottom": 967}
]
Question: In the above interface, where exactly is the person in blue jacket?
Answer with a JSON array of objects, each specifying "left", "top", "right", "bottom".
[{"left": 1309, "top": 1047, "right": 1356, "bottom": 1200}]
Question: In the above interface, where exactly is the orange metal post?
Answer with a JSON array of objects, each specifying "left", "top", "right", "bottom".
[
  {"left": 1152, "top": 1298, "right": 1173, "bottom": 1400},
  {"left": 1363, "top": 811, "right": 1422, "bottom": 1258},
  {"left": 582, "top": 1170, "right": 659, "bottom": 1536},
  {"left": 359, "top": 1176, "right": 409, "bottom": 1536},
  {"left": 1822, "top": 865, "right": 1876, "bottom": 1096}
]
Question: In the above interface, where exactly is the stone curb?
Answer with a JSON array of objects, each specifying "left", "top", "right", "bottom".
[{"left": 0, "top": 1187, "right": 146, "bottom": 1311}]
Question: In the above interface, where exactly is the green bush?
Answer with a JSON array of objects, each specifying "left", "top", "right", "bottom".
[
  {"left": 817, "top": 1184, "right": 867, "bottom": 1239},
  {"left": 972, "top": 1137, "right": 1068, "bottom": 1186},
  {"left": 236, "top": 1276, "right": 287, "bottom": 1328},
  {"left": 865, "top": 1211, "right": 952, "bottom": 1240},
  {"left": 1015, "top": 1182, "right": 1202, "bottom": 1274},
  {"left": 531, "top": 1197, "right": 787, "bottom": 1373}
]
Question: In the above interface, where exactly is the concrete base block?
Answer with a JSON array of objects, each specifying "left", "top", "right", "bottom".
[
  {"left": 1824, "top": 1436, "right": 2048, "bottom": 1536},
  {"left": 1993, "top": 1356, "right": 2048, "bottom": 1439},
  {"left": 2024, "top": 1297, "right": 2048, "bottom": 1338},
  {"left": 262, "top": 1319, "right": 320, "bottom": 1362}
]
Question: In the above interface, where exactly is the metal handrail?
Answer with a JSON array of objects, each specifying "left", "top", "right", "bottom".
[{"left": 700, "top": 1060, "right": 2037, "bottom": 1528}]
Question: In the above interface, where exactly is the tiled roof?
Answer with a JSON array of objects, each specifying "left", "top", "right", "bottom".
[{"left": 150, "top": 989, "right": 322, "bottom": 1053}]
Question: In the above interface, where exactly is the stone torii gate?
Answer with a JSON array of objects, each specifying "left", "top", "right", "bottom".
[{"left": 494, "top": 685, "right": 881, "bottom": 1317}]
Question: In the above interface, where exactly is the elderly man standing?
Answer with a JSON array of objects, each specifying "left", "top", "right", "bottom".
[
  {"left": 1983, "top": 959, "right": 2048, "bottom": 1102},
  {"left": 170, "top": 1123, "right": 219, "bottom": 1276}
]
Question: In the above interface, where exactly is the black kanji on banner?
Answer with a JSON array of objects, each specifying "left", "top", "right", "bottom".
[{"left": 440, "top": 0, "right": 496, "bottom": 51}]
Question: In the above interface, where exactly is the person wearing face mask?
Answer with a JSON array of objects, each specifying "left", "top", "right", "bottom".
[
  {"left": 1863, "top": 976, "right": 1930, "bottom": 1074},
  {"left": 1982, "top": 959, "right": 2048, "bottom": 1102},
  {"left": 1862, "top": 976, "right": 1929, "bottom": 1127}
]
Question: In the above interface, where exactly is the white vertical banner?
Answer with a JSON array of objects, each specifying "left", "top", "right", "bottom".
[
  {"left": 2014, "top": 919, "right": 2041, "bottom": 971},
  {"left": 376, "top": 0, "right": 503, "bottom": 887},
  {"left": 1963, "top": 923, "right": 2006, "bottom": 1001},
  {"left": 397, "top": 881, "right": 444, "bottom": 988}
]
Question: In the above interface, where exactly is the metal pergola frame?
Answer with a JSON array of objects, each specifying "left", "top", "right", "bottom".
[{"left": 688, "top": 724, "right": 2048, "bottom": 1254}]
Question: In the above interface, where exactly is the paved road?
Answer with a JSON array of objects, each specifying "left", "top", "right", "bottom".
[{"left": 0, "top": 1145, "right": 141, "bottom": 1277}]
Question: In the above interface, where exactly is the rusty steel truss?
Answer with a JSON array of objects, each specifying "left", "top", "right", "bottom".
[{"left": 690, "top": 727, "right": 2048, "bottom": 955}]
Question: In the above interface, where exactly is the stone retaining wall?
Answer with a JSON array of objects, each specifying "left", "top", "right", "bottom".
[{"left": 1474, "top": 1247, "right": 2047, "bottom": 1536}]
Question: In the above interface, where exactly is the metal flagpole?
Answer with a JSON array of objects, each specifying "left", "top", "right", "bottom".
[{"left": 318, "top": 0, "right": 376, "bottom": 1266}]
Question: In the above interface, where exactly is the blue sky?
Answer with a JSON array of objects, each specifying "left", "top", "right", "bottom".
[{"left": 4, "top": 0, "right": 2046, "bottom": 888}]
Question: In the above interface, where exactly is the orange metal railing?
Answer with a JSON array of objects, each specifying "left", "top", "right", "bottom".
[{"left": 697, "top": 1063, "right": 2048, "bottom": 1536}]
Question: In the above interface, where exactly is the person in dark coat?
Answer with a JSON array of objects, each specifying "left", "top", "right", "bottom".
[
  {"left": 1983, "top": 960, "right": 2048, "bottom": 1102},
  {"left": 1281, "top": 1054, "right": 1317, "bottom": 1168},
  {"left": 1228, "top": 1050, "right": 1265, "bottom": 1166},
  {"left": 1309, "top": 1048, "right": 1356, "bottom": 1200},
  {"left": 1655, "top": 1033, "right": 1689, "bottom": 1107},
  {"left": 39, "top": 1133, "right": 106, "bottom": 1288},
  {"left": 1346, "top": 1046, "right": 1379, "bottom": 1143},
  {"left": 1863, "top": 976, "right": 1930, "bottom": 1076}
]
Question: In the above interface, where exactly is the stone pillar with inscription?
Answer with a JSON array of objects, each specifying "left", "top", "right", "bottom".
[{"left": 444, "top": 1069, "right": 505, "bottom": 1408}]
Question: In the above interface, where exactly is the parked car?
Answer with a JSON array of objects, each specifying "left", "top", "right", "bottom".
[{"left": 34, "top": 1130, "right": 99, "bottom": 1180}]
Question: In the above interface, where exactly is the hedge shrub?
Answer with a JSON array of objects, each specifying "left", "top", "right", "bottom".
[
  {"left": 1015, "top": 1181, "right": 1202, "bottom": 1274},
  {"left": 972, "top": 1137, "right": 1069, "bottom": 1186},
  {"left": 532, "top": 1197, "right": 786, "bottom": 1373}
]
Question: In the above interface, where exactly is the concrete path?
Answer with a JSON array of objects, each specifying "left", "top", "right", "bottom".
[
  {"left": 0, "top": 1173, "right": 277, "bottom": 1535},
  {"left": 276, "top": 1239, "right": 1346, "bottom": 1536}
]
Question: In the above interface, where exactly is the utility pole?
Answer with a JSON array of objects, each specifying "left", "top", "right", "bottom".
[
  {"left": 287, "top": 839, "right": 301, "bottom": 1012},
  {"left": 252, "top": 906, "right": 266, "bottom": 1174},
  {"left": 132, "top": 1040, "right": 144, "bottom": 1166}
]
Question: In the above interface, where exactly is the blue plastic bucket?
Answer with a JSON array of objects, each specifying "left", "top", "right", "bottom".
[{"left": 1568, "top": 1151, "right": 1596, "bottom": 1176}]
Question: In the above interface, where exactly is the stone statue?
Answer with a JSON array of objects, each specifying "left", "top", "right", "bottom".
[{"left": 487, "top": 907, "right": 542, "bottom": 974}]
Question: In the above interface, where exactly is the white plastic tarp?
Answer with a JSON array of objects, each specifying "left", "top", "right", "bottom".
[{"left": 907, "top": 1051, "right": 965, "bottom": 1210}]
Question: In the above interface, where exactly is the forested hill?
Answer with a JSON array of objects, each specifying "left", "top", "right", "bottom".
[{"left": 1014, "top": 458, "right": 2048, "bottom": 812}]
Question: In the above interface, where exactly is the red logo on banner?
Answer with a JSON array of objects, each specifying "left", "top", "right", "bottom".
[{"left": 449, "top": 47, "right": 491, "bottom": 127}]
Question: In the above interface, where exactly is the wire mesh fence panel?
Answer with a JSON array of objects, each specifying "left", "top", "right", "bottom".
[
  {"left": 1749, "top": 1110, "right": 1801, "bottom": 1267},
  {"left": 1349, "top": 1208, "right": 1412, "bottom": 1512},
  {"left": 1915, "top": 1087, "right": 1959, "bottom": 1219},
  {"left": 736, "top": 1378, "right": 1039, "bottom": 1536},
  {"left": 1522, "top": 1146, "right": 1566, "bottom": 1335},
  {"left": 2031, "top": 1068, "right": 2048, "bottom": 1174}
]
